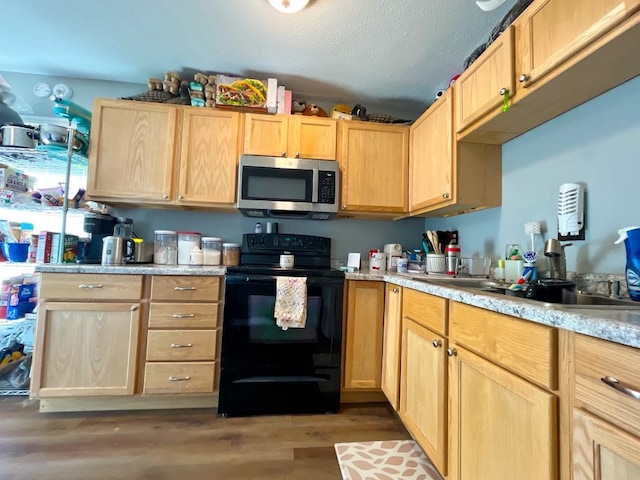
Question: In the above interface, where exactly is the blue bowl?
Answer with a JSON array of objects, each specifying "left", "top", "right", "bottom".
[{"left": 0, "top": 242, "right": 30, "bottom": 262}]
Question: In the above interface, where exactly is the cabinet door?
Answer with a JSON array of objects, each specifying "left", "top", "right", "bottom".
[
  {"left": 343, "top": 281, "right": 385, "bottom": 390},
  {"left": 31, "top": 301, "right": 141, "bottom": 397},
  {"left": 516, "top": 0, "right": 640, "bottom": 95},
  {"left": 243, "top": 114, "right": 288, "bottom": 156},
  {"left": 448, "top": 345, "right": 558, "bottom": 480},
  {"left": 339, "top": 122, "right": 409, "bottom": 213},
  {"left": 88, "top": 99, "right": 178, "bottom": 203},
  {"left": 455, "top": 26, "right": 515, "bottom": 132},
  {"left": 409, "top": 88, "right": 453, "bottom": 212},
  {"left": 400, "top": 318, "right": 448, "bottom": 476},
  {"left": 178, "top": 108, "right": 241, "bottom": 205},
  {"left": 573, "top": 408, "right": 640, "bottom": 480},
  {"left": 381, "top": 284, "right": 402, "bottom": 410},
  {"left": 287, "top": 116, "right": 337, "bottom": 160}
]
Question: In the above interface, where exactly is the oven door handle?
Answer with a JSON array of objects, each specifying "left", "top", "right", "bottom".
[{"left": 226, "top": 274, "right": 344, "bottom": 286}]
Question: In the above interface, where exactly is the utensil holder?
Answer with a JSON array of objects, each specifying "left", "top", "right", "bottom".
[{"left": 426, "top": 253, "right": 446, "bottom": 273}]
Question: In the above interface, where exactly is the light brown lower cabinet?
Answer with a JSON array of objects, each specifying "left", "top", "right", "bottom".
[
  {"left": 400, "top": 317, "right": 448, "bottom": 476},
  {"left": 31, "top": 301, "right": 141, "bottom": 397},
  {"left": 381, "top": 284, "right": 402, "bottom": 410},
  {"left": 447, "top": 345, "right": 558, "bottom": 480},
  {"left": 342, "top": 281, "right": 385, "bottom": 391}
]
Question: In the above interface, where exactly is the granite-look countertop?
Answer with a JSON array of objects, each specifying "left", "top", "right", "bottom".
[
  {"left": 35, "top": 264, "right": 227, "bottom": 276},
  {"left": 345, "top": 271, "right": 640, "bottom": 349}
]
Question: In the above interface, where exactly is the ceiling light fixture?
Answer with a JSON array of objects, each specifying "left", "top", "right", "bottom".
[
  {"left": 475, "top": 0, "right": 506, "bottom": 11},
  {"left": 268, "top": 0, "right": 310, "bottom": 14}
]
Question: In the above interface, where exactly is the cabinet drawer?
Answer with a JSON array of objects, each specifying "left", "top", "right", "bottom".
[
  {"left": 146, "top": 330, "right": 217, "bottom": 361},
  {"left": 148, "top": 303, "right": 220, "bottom": 329},
  {"left": 450, "top": 302, "right": 557, "bottom": 389},
  {"left": 574, "top": 334, "right": 640, "bottom": 438},
  {"left": 39, "top": 273, "right": 143, "bottom": 301},
  {"left": 402, "top": 288, "right": 447, "bottom": 335},
  {"left": 143, "top": 362, "right": 216, "bottom": 394},
  {"left": 150, "top": 276, "right": 221, "bottom": 302}
]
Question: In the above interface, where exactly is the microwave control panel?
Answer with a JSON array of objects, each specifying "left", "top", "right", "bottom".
[{"left": 318, "top": 171, "right": 336, "bottom": 204}]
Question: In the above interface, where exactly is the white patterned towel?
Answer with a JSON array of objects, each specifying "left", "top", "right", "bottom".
[{"left": 274, "top": 276, "right": 307, "bottom": 330}]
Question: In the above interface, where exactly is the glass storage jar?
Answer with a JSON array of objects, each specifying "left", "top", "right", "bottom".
[
  {"left": 154, "top": 230, "right": 178, "bottom": 265},
  {"left": 178, "top": 231, "right": 202, "bottom": 265},
  {"left": 202, "top": 237, "right": 222, "bottom": 265},
  {"left": 222, "top": 243, "right": 240, "bottom": 266}
]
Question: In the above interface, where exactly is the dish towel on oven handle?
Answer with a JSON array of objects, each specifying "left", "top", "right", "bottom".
[{"left": 274, "top": 276, "right": 307, "bottom": 330}]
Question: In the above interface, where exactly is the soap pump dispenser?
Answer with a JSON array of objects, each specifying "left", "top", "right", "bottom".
[{"left": 615, "top": 226, "right": 640, "bottom": 301}]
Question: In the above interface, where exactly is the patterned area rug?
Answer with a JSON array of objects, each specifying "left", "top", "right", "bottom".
[{"left": 334, "top": 440, "right": 443, "bottom": 480}]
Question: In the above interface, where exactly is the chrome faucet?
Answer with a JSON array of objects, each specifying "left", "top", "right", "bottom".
[{"left": 544, "top": 239, "right": 572, "bottom": 279}]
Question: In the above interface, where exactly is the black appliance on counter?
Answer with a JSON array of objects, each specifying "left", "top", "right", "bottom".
[
  {"left": 77, "top": 212, "right": 116, "bottom": 264},
  {"left": 218, "top": 233, "right": 345, "bottom": 417}
]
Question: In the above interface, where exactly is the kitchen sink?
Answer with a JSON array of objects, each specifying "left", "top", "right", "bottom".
[{"left": 407, "top": 275, "right": 640, "bottom": 310}]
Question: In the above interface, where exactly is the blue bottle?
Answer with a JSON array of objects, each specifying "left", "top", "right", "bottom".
[{"left": 615, "top": 226, "right": 640, "bottom": 301}]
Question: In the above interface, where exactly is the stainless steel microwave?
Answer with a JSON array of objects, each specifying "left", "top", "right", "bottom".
[{"left": 237, "top": 155, "right": 340, "bottom": 220}]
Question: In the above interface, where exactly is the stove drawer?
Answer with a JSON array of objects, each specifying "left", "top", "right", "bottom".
[
  {"left": 143, "top": 362, "right": 216, "bottom": 394},
  {"left": 146, "top": 330, "right": 217, "bottom": 361}
]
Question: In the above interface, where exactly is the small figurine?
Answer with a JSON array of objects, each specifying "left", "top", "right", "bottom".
[{"left": 292, "top": 99, "right": 306, "bottom": 115}]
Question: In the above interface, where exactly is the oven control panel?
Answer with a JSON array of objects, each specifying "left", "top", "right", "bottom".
[{"left": 243, "top": 233, "right": 330, "bottom": 254}]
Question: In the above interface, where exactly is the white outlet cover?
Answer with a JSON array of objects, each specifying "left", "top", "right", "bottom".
[{"left": 52, "top": 83, "right": 73, "bottom": 99}]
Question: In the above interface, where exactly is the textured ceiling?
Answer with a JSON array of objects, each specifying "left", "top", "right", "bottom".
[{"left": 2, "top": 0, "right": 516, "bottom": 118}]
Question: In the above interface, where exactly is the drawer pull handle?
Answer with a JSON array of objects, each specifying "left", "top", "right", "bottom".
[
  {"left": 601, "top": 376, "right": 640, "bottom": 401},
  {"left": 168, "top": 376, "right": 191, "bottom": 382},
  {"left": 174, "top": 286, "right": 196, "bottom": 291},
  {"left": 172, "top": 314, "right": 195, "bottom": 318},
  {"left": 79, "top": 284, "right": 103, "bottom": 289},
  {"left": 170, "top": 343, "right": 193, "bottom": 348}
]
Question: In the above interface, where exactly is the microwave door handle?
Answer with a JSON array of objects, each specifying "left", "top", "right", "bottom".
[{"left": 312, "top": 171, "right": 319, "bottom": 203}]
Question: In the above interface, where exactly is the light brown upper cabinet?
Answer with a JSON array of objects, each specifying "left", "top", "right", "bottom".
[
  {"left": 88, "top": 99, "right": 241, "bottom": 208},
  {"left": 515, "top": 0, "right": 640, "bottom": 98},
  {"left": 409, "top": 88, "right": 501, "bottom": 217},
  {"left": 458, "top": 0, "right": 640, "bottom": 144},
  {"left": 243, "top": 113, "right": 337, "bottom": 160},
  {"left": 338, "top": 121, "right": 409, "bottom": 217},
  {"left": 455, "top": 26, "right": 515, "bottom": 133}
]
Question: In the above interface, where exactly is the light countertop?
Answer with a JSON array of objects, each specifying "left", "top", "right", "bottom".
[
  {"left": 345, "top": 271, "right": 640, "bottom": 350},
  {"left": 35, "top": 264, "right": 227, "bottom": 276}
]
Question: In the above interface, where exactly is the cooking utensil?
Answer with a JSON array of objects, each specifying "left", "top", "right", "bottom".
[
  {"left": 38, "top": 124, "right": 89, "bottom": 153},
  {"left": 427, "top": 231, "right": 439, "bottom": 253},
  {"left": 525, "top": 278, "right": 576, "bottom": 304},
  {"left": 0, "top": 124, "right": 37, "bottom": 148}
]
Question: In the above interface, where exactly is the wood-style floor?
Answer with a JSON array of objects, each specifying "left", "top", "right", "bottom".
[{"left": 0, "top": 397, "right": 410, "bottom": 480}]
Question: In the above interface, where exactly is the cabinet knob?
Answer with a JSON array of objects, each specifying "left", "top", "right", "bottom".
[
  {"left": 178, "top": 194, "right": 184, "bottom": 200},
  {"left": 393, "top": 287, "right": 400, "bottom": 293},
  {"left": 162, "top": 193, "right": 169, "bottom": 199},
  {"left": 442, "top": 193, "right": 450, "bottom": 199},
  {"left": 499, "top": 87, "right": 509, "bottom": 96},
  {"left": 432, "top": 339, "right": 442, "bottom": 348},
  {"left": 342, "top": 204, "right": 347, "bottom": 209},
  {"left": 130, "top": 305, "right": 138, "bottom": 311},
  {"left": 446, "top": 347, "right": 458, "bottom": 357},
  {"left": 281, "top": 151, "right": 286, "bottom": 157},
  {"left": 295, "top": 152, "right": 300, "bottom": 158},
  {"left": 519, "top": 74, "right": 529, "bottom": 83}
]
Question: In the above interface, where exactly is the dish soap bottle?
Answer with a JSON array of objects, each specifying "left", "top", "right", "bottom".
[{"left": 615, "top": 226, "right": 640, "bottom": 301}]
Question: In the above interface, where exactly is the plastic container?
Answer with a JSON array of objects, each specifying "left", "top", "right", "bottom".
[
  {"left": 189, "top": 246, "right": 203, "bottom": 266},
  {"left": 222, "top": 243, "right": 240, "bottom": 266},
  {"left": 202, "top": 237, "right": 222, "bottom": 265},
  {"left": 615, "top": 226, "right": 640, "bottom": 301},
  {"left": 178, "top": 231, "right": 201, "bottom": 265},
  {"left": 154, "top": 230, "right": 178, "bottom": 265}
]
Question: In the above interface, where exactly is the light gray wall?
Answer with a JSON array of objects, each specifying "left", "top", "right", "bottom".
[
  {"left": 426, "top": 76, "right": 640, "bottom": 276},
  {"left": 112, "top": 208, "right": 426, "bottom": 263}
]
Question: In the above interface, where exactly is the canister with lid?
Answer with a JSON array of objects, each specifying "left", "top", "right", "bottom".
[
  {"left": 178, "top": 231, "right": 202, "bottom": 265},
  {"left": 202, "top": 237, "right": 222, "bottom": 265},
  {"left": 154, "top": 230, "right": 178, "bottom": 265},
  {"left": 222, "top": 243, "right": 241, "bottom": 266}
]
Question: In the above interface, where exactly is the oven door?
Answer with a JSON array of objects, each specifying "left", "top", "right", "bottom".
[{"left": 221, "top": 273, "right": 344, "bottom": 369}]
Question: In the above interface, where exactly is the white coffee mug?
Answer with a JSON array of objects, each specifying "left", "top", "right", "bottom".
[
  {"left": 280, "top": 254, "right": 295, "bottom": 269},
  {"left": 396, "top": 258, "right": 409, "bottom": 273}
]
